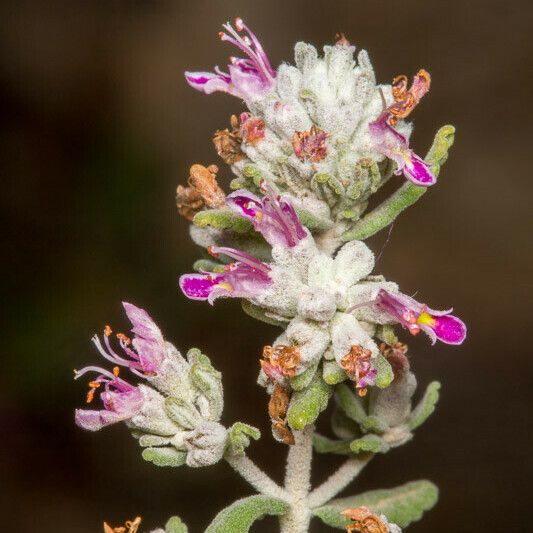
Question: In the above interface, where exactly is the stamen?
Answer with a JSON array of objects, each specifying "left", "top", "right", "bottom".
[
  {"left": 104, "top": 325, "right": 112, "bottom": 336},
  {"left": 116, "top": 333, "right": 131, "bottom": 345}
]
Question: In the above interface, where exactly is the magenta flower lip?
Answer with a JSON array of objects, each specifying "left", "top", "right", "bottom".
[
  {"left": 185, "top": 18, "right": 275, "bottom": 99},
  {"left": 369, "top": 111, "right": 436, "bottom": 187},
  {"left": 374, "top": 289, "right": 467, "bottom": 345}
]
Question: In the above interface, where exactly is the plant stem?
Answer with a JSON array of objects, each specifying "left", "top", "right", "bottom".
[
  {"left": 279, "top": 425, "right": 314, "bottom": 533},
  {"left": 307, "top": 454, "right": 373, "bottom": 509},
  {"left": 225, "top": 454, "right": 288, "bottom": 500}
]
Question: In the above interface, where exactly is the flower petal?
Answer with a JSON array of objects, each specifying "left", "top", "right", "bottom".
[
  {"left": 179, "top": 273, "right": 223, "bottom": 301},
  {"left": 184, "top": 71, "right": 231, "bottom": 95},
  {"left": 431, "top": 314, "right": 467, "bottom": 345},
  {"left": 403, "top": 152, "right": 436, "bottom": 186}
]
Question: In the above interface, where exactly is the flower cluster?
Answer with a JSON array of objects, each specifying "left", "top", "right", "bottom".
[
  {"left": 185, "top": 19, "right": 437, "bottom": 228},
  {"left": 180, "top": 185, "right": 466, "bottom": 397},
  {"left": 74, "top": 303, "right": 228, "bottom": 467}
]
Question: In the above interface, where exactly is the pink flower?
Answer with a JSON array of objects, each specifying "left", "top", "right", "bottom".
[
  {"left": 369, "top": 112, "right": 436, "bottom": 187},
  {"left": 179, "top": 247, "right": 272, "bottom": 304},
  {"left": 226, "top": 184, "right": 307, "bottom": 248},
  {"left": 74, "top": 366, "right": 143, "bottom": 431},
  {"left": 90, "top": 302, "right": 166, "bottom": 377},
  {"left": 374, "top": 289, "right": 467, "bottom": 345},
  {"left": 239, "top": 112, "right": 265, "bottom": 144},
  {"left": 185, "top": 18, "right": 275, "bottom": 100}
]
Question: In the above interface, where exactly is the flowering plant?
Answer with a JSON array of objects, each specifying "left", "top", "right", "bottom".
[{"left": 75, "top": 19, "right": 466, "bottom": 533}]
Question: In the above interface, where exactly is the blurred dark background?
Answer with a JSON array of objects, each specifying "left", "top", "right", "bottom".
[{"left": 2, "top": 1, "right": 532, "bottom": 531}]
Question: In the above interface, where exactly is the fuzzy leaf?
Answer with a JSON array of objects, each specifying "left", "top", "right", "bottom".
[
  {"left": 360, "top": 415, "right": 390, "bottom": 434},
  {"left": 165, "top": 516, "right": 188, "bottom": 533},
  {"left": 408, "top": 381, "right": 441, "bottom": 430},
  {"left": 241, "top": 300, "right": 287, "bottom": 327},
  {"left": 138, "top": 434, "right": 171, "bottom": 447},
  {"left": 142, "top": 447, "right": 187, "bottom": 468},
  {"left": 374, "top": 354, "right": 394, "bottom": 389},
  {"left": 164, "top": 397, "right": 200, "bottom": 429},
  {"left": 291, "top": 361, "right": 319, "bottom": 391},
  {"left": 323, "top": 361, "right": 348, "bottom": 385},
  {"left": 295, "top": 206, "right": 334, "bottom": 232},
  {"left": 331, "top": 407, "right": 360, "bottom": 440},
  {"left": 335, "top": 383, "right": 367, "bottom": 425},
  {"left": 341, "top": 125, "right": 456, "bottom": 241},
  {"left": 226, "top": 422, "right": 261, "bottom": 457},
  {"left": 313, "top": 433, "right": 352, "bottom": 455},
  {"left": 375, "top": 325, "right": 398, "bottom": 346},
  {"left": 193, "top": 208, "right": 254, "bottom": 234},
  {"left": 287, "top": 374, "right": 333, "bottom": 430},
  {"left": 205, "top": 495, "right": 289, "bottom": 533},
  {"left": 350, "top": 434, "right": 389, "bottom": 454},
  {"left": 312, "top": 480, "right": 439, "bottom": 529}
]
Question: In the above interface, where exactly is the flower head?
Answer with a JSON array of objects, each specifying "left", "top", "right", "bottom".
[
  {"left": 374, "top": 289, "right": 467, "bottom": 345},
  {"left": 185, "top": 18, "right": 275, "bottom": 100},
  {"left": 292, "top": 125, "right": 329, "bottom": 162},
  {"left": 74, "top": 366, "right": 143, "bottom": 431},
  {"left": 179, "top": 246, "right": 272, "bottom": 304},
  {"left": 369, "top": 111, "right": 436, "bottom": 187},
  {"left": 213, "top": 115, "right": 246, "bottom": 165},
  {"left": 226, "top": 184, "right": 307, "bottom": 248}
]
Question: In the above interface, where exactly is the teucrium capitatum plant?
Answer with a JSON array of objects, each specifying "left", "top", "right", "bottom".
[{"left": 75, "top": 18, "right": 466, "bottom": 533}]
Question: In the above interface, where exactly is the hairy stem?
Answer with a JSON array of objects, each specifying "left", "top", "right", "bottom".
[
  {"left": 307, "top": 454, "right": 373, "bottom": 509},
  {"left": 225, "top": 454, "right": 288, "bottom": 500},
  {"left": 341, "top": 125, "right": 455, "bottom": 241},
  {"left": 279, "top": 425, "right": 315, "bottom": 533}
]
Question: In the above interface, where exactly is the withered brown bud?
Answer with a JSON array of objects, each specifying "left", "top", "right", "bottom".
[
  {"left": 103, "top": 516, "right": 142, "bottom": 533},
  {"left": 342, "top": 507, "right": 388, "bottom": 533},
  {"left": 379, "top": 341, "right": 410, "bottom": 378},
  {"left": 213, "top": 115, "right": 245, "bottom": 164},
  {"left": 268, "top": 384, "right": 295, "bottom": 445},
  {"left": 335, "top": 32, "right": 351, "bottom": 46},
  {"left": 261, "top": 345, "right": 301, "bottom": 379},
  {"left": 176, "top": 163, "right": 226, "bottom": 221}
]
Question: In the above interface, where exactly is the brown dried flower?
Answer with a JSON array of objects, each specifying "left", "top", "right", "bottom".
[
  {"left": 388, "top": 69, "right": 431, "bottom": 126},
  {"left": 261, "top": 345, "right": 301, "bottom": 382},
  {"left": 268, "top": 384, "right": 294, "bottom": 445},
  {"left": 213, "top": 115, "right": 245, "bottom": 164},
  {"left": 342, "top": 507, "right": 388, "bottom": 533},
  {"left": 176, "top": 163, "right": 226, "bottom": 221},
  {"left": 292, "top": 125, "right": 329, "bottom": 163},
  {"left": 103, "top": 516, "right": 142, "bottom": 533},
  {"left": 335, "top": 32, "right": 351, "bottom": 46},
  {"left": 340, "top": 345, "right": 375, "bottom": 397},
  {"left": 239, "top": 112, "right": 265, "bottom": 145}
]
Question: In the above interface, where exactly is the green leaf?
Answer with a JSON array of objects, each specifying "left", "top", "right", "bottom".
[
  {"left": 335, "top": 383, "right": 367, "bottom": 425},
  {"left": 164, "top": 397, "right": 200, "bottom": 429},
  {"left": 142, "top": 447, "right": 187, "bottom": 467},
  {"left": 375, "top": 325, "right": 398, "bottom": 346},
  {"left": 408, "top": 381, "right": 441, "bottom": 430},
  {"left": 165, "top": 516, "right": 188, "bottom": 533},
  {"left": 323, "top": 361, "right": 348, "bottom": 385},
  {"left": 241, "top": 300, "right": 287, "bottom": 327},
  {"left": 205, "top": 495, "right": 289, "bottom": 533},
  {"left": 226, "top": 422, "right": 261, "bottom": 457},
  {"left": 287, "top": 374, "right": 333, "bottom": 431},
  {"left": 350, "top": 434, "right": 389, "bottom": 454},
  {"left": 341, "top": 125, "right": 455, "bottom": 241},
  {"left": 313, "top": 433, "right": 352, "bottom": 455},
  {"left": 193, "top": 208, "right": 254, "bottom": 234},
  {"left": 290, "top": 360, "right": 319, "bottom": 391},
  {"left": 374, "top": 354, "right": 394, "bottom": 389},
  {"left": 312, "top": 480, "right": 439, "bottom": 529}
]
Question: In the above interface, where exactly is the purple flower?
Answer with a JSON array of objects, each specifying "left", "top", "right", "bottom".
[
  {"left": 185, "top": 18, "right": 275, "bottom": 100},
  {"left": 179, "top": 246, "right": 272, "bottom": 304},
  {"left": 90, "top": 302, "right": 166, "bottom": 377},
  {"left": 74, "top": 366, "right": 143, "bottom": 431},
  {"left": 374, "top": 289, "right": 467, "bottom": 345},
  {"left": 369, "top": 112, "right": 436, "bottom": 187},
  {"left": 226, "top": 184, "right": 307, "bottom": 248}
]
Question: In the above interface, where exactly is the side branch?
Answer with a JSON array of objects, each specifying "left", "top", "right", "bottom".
[
  {"left": 225, "top": 454, "right": 288, "bottom": 501},
  {"left": 341, "top": 125, "right": 455, "bottom": 241},
  {"left": 307, "top": 454, "right": 373, "bottom": 509}
]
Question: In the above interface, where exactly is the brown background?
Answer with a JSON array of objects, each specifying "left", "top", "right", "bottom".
[{"left": 2, "top": 1, "right": 532, "bottom": 531}]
